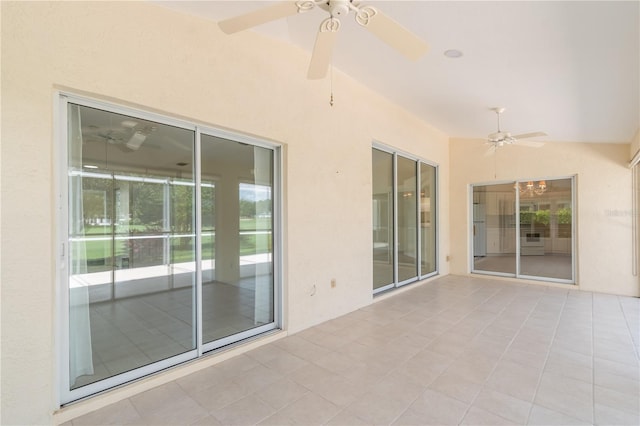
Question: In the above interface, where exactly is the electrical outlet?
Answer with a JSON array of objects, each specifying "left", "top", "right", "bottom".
[{"left": 331, "top": 278, "right": 336, "bottom": 288}]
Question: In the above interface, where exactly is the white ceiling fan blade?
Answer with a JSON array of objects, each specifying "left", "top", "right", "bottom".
[
  {"left": 218, "top": 1, "right": 301, "bottom": 34},
  {"left": 512, "top": 131, "right": 547, "bottom": 140},
  {"left": 484, "top": 145, "right": 497, "bottom": 157},
  {"left": 307, "top": 19, "right": 340, "bottom": 80},
  {"left": 356, "top": 6, "right": 428, "bottom": 61}
]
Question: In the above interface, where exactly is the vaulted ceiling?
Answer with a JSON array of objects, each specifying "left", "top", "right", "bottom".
[{"left": 154, "top": 1, "right": 639, "bottom": 144}]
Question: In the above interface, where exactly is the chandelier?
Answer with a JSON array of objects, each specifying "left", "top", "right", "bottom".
[{"left": 517, "top": 180, "right": 547, "bottom": 196}]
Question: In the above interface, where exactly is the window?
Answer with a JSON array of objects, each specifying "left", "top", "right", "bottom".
[
  {"left": 60, "top": 95, "right": 280, "bottom": 403},
  {"left": 471, "top": 177, "right": 575, "bottom": 283},
  {"left": 372, "top": 146, "right": 438, "bottom": 293}
]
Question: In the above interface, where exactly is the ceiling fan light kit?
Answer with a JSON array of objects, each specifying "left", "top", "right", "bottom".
[{"left": 218, "top": 0, "right": 429, "bottom": 80}]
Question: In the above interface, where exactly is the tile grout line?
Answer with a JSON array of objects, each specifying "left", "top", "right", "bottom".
[
  {"left": 616, "top": 296, "right": 640, "bottom": 361},
  {"left": 457, "top": 285, "right": 558, "bottom": 424},
  {"left": 523, "top": 288, "right": 572, "bottom": 425}
]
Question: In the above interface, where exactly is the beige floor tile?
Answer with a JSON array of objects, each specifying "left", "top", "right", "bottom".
[
  {"left": 534, "top": 371, "right": 593, "bottom": 423},
  {"left": 265, "top": 393, "right": 340, "bottom": 425},
  {"left": 428, "top": 371, "right": 482, "bottom": 404},
  {"left": 324, "top": 409, "right": 371, "bottom": 425},
  {"left": 472, "top": 388, "right": 532, "bottom": 424},
  {"left": 594, "top": 385, "right": 640, "bottom": 415},
  {"left": 175, "top": 365, "right": 232, "bottom": 395},
  {"left": 233, "top": 364, "right": 283, "bottom": 394},
  {"left": 72, "top": 398, "right": 141, "bottom": 425},
  {"left": 460, "top": 406, "right": 517, "bottom": 425},
  {"left": 254, "top": 377, "right": 309, "bottom": 410},
  {"left": 303, "top": 374, "right": 365, "bottom": 407},
  {"left": 189, "top": 380, "right": 247, "bottom": 412},
  {"left": 486, "top": 360, "right": 542, "bottom": 402},
  {"left": 189, "top": 414, "right": 223, "bottom": 425},
  {"left": 594, "top": 403, "right": 640, "bottom": 426},
  {"left": 345, "top": 375, "right": 424, "bottom": 424},
  {"left": 527, "top": 404, "right": 591, "bottom": 425},
  {"left": 211, "top": 394, "right": 275, "bottom": 425},
  {"left": 594, "top": 365, "right": 640, "bottom": 394},
  {"left": 393, "top": 388, "right": 469, "bottom": 425},
  {"left": 444, "top": 353, "right": 498, "bottom": 384},
  {"left": 68, "top": 276, "right": 640, "bottom": 426},
  {"left": 134, "top": 393, "right": 209, "bottom": 425}
]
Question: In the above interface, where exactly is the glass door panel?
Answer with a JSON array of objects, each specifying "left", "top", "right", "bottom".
[
  {"left": 472, "top": 184, "right": 516, "bottom": 274},
  {"left": 200, "top": 135, "right": 274, "bottom": 344},
  {"left": 68, "top": 104, "right": 196, "bottom": 391},
  {"left": 397, "top": 156, "right": 418, "bottom": 282},
  {"left": 420, "top": 163, "right": 436, "bottom": 276},
  {"left": 372, "top": 149, "right": 394, "bottom": 289},
  {"left": 518, "top": 178, "right": 573, "bottom": 280}
]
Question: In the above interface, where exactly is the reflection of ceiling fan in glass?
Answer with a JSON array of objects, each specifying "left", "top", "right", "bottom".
[{"left": 217, "top": 0, "right": 429, "bottom": 79}]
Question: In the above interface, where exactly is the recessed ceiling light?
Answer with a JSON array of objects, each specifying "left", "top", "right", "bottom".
[
  {"left": 121, "top": 120, "right": 138, "bottom": 129},
  {"left": 444, "top": 49, "right": 463, "bottom": 58},
  {"left": 83, "top": 164, "right": 98, "bottom": 169}
]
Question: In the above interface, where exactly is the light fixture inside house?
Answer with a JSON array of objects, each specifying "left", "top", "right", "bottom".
[
  {"left": 517, "top": 180, "right": 547, "bottom": 196},
  {"left": 444, "top": 49, "right": 463, "bottom": 58},
  {"left": 83, "top": 164, "right": 98, "bottom": 169}
]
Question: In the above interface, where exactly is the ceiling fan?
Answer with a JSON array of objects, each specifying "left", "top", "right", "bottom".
[
  {"left": 217, "top": 0, "right": 429, "bottom": 79},
  {"left": 83, "top": 120, "right": 157, "bottom": 152},
  {"left": 486, "top": 107, "right": 547, "bottom": 150}
]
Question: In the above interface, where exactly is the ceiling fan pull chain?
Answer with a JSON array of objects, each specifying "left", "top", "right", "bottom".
[{"left": 330, "top": 63, "right": 335, "bottom": 107}]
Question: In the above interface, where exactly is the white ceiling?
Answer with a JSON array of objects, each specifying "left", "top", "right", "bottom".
[{"left": 154, "top": 1, "right": 639, "bottom": 143}]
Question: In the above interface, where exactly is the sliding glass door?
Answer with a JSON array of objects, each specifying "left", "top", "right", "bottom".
[
  {"left": 471, "top": 177, "right": 574, "bottom": 283},
  {"left": 62, "top": 96, "right": 279, "bottom": 403},
  {"left": 372, "top": 149, "right": 394, "bottom": 290},
  {"left": 200, "top": 135, "right": 275, "bottom": 347},
  {"left": 518, "top": 179, "right": 573, "bottom": 280},
  {"left": 372, "top": 146, "right": 438, "bottom": 293}
]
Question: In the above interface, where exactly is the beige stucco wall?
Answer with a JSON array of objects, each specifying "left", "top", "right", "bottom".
[
  {"left": 449, "top": 138, "right": 637, "bottom": 297},
  {"left": 1, "top": 2, "right": 450, "bottom": 424}
]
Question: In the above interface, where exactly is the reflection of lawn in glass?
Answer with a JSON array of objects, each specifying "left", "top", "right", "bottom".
[{"left": 78, "top": 217, "right": 272, "bottom": 271}]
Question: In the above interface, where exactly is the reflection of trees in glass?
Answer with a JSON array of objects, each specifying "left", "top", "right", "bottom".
[
  {"left": 130, "top": 183, "right": 163, "bottom": 231},
  {"left": 557, "top": 207, "right": 572, "bottom": 238},
  {"left": 82, "top": 178, "right": 113, "bottom": 233},
  {"left": 201, "top": 185, "right": 215, "bottom": 230}
]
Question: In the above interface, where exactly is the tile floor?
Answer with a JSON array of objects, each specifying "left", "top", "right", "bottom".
[{"left": 68, "top": 275, "right": 640, "bottom": 425}]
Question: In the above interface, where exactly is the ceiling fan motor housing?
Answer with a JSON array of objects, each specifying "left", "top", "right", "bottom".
[{"left": 329, "top": 0, "right": 351, "bottom": 17}]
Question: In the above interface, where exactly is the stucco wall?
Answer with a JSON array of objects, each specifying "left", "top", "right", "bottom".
[
  {"left": 0, "top": 2, "right": 449, "bottom": 424},
  {"left": 449, "top": 138, "right": 636, "bottom": 297}
]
